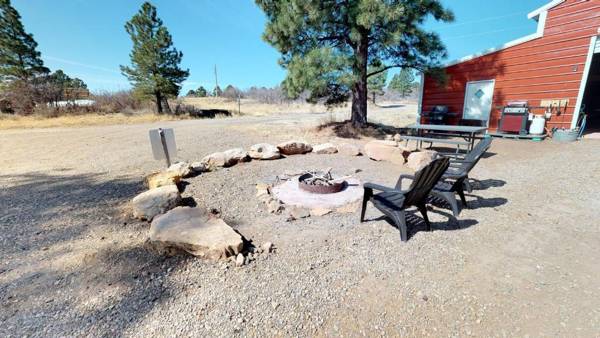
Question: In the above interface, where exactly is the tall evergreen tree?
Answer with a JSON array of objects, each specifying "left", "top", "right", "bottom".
[
  {"left": 256, "top": 0, "right": 453, "bottom": 127},
  {"left": 389, "top": 68, "right": 415, "bottom": 97},
  {"left": 120, "top": 2, "right": 189, "bottom": 114},
  {"left": 0, "top": 0, "right": 48, "bottom": 81}
]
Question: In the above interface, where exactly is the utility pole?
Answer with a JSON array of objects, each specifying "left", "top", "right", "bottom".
[{"left": 214, "top": 64, "right": 219, "bottom": 97}]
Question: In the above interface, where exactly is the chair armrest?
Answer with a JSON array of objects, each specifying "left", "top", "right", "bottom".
[
  {"left": 438, "top": 152, "right": 466, "bottom": 159},
  {"left": 395, "top": 174, "right": 415, "bottom": 190},
  {"left": 450, "top": 159, "right": 475, "bottom": 164},
  {"left": 363, "top": 182, "right": 395, "bottom": 192},
  {"left": 443, "top": 170, "right": 467, "bottom": 180}
]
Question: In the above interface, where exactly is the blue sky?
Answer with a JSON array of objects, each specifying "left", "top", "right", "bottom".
[{"left": 14, "top": 0, "right": 549, "bottom": 93}]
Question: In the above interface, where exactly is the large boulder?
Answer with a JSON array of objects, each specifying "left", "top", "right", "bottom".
[
  {"left": 337, "top": 143, "right": 361, "bottom": 156},
  {"left": 132, "top": 185, "right": 181, "bottom": 221},
  {"left": 249, "top": 143, "right": 281, "bottom": 160},
  {"left": 145, "top": 171, "right": 181, "bottom": 189},
  {"left": 406, "top": 150, "right": 438, "bottom": 171},
  {"left": 277, "top": 140, "right": 312, "bottom": 155},
  {"left": 149, "top": 207, "right": 243, "bottom": 259},
  {"left": 364, "top": 140, "right": 408, "bottom": 165},
  {"left": 312, "top": 143, "right": 338, "bottom": 154}
]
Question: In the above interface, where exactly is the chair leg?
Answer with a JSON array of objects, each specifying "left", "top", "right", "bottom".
[
  {"left": 457, "top": 186, "right": 468, "bottom": 208},
  {"left": 392, "top": 210, "right": 408, "bottom": 241},
  {"left": 360, "top": 188, "right": 372, "bottom": 222},
  {"left": 433, "top": 191, "right": 459, "bottom": 217},
  {"left": 464, "top": 176, "right": 473, "bottom": 193},
  {"left": 417, "top": 204, "right": 431, "bottom": 231}
]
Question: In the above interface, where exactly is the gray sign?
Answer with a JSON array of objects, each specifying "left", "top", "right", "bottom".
[{"left": 149, "top": 128, "right": 177, "bottom": 167}]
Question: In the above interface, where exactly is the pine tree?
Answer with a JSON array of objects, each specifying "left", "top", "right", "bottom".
[
  {"left": 120, "top": 2, "right": 189, "bottom": 114},
  {"left": 0, "top": 0, "right": 48, "bottom": 81},
  {"left": 367, "top": 66, "right": 387, "bottom": 104},
  {"left": 195, "top": 86, "right": 208, "bottom": 97},
  {"left": 389, "top": 68, "right": 415, "bottom": 97},
  {"left": 256, "top": 0, "right": 453, "bottom": 127}
]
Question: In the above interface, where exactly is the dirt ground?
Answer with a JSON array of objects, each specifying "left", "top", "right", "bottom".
[{"left": 1, "top": 106, "right": 599, "bottom": 337}]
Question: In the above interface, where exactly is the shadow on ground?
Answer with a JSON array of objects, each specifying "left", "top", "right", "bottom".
[{"left": 0, "top": 172, "right": 191, "bottom": 336}]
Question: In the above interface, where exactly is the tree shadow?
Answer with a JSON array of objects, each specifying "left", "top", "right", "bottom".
[
  {"left": 316, "top": 120, "right": 409, "bottom": 139},
  {"left": 0, "top": 172, "right": 193, "bottom": 336}
]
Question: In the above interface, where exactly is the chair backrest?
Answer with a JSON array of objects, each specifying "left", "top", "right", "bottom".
[
  {"left": 460, "top": 137, "right": 493, "bottom": 172},
  {"left": 403, "top": 157, "right": 450, "bottom": 207}
]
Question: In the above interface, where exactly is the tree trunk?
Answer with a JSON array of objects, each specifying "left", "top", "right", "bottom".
[
  {"left": 351, "top": 31, "right": 369, "bottom": 128},
  {"left": 372, "top": 92, "right": 376, "bottom": 104},
  {"left": 155, "top": 91, "right": 163, "bottom": 114},
  {"left": 162, "top": 97, "right": 172, "bottom": 114}
]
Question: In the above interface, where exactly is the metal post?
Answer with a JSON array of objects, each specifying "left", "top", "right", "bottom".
[{"left": 158, "top": 128, "right": 171, "bottom": 167}]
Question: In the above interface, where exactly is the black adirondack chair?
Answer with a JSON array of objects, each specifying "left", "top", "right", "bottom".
[
  {"left": 444, "top": 137, "right": 492, "bottom": 192},
  {"left": 360, "top": 157, "right": 450, "bottom": 241},
  {"left": 428, "top": 137, "right": 493, "bottom": 215}
]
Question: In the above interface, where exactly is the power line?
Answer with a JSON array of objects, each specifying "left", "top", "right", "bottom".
[
  {"left": 444, "top": 25, "right": 532, "bottom": 40},
  {"left": 431, "top": 11, "right": 526, "bottom": 29}
]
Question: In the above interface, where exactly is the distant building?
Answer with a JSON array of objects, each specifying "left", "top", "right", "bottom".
[{"left": 419, "top": 0, "right": 600, "bottom": 131}]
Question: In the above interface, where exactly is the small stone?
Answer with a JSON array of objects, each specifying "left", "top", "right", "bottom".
[
  {"left": 266, "top": 199, "right": 283, "bottom": 214},
  {"left": 235, "top": 253, "right": 245, "bottom": 267},
  {"left": 262, "top": 242, "right": 273, "bottom": 253},
  {"left": 288, "top": 206, "right": 310, "bottom": 220},
  {"left": 256, "top": 183, "right": 270, "bottom": 197},
  {"left": 393, "top": 133, "right": 402, "bottom": 142}
]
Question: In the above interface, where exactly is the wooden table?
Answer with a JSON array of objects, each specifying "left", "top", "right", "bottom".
[{"left": 405, "top": 124, "right": 488, "bottom": 151}]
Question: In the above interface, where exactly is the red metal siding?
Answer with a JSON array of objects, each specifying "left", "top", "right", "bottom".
[{"left": 422, "top": 0, "right": 600, "bottom": 130}]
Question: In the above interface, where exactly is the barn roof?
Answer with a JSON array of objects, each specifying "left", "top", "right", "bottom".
[{"left": 528, "top": 0, "right": 564, "bottom": 20}]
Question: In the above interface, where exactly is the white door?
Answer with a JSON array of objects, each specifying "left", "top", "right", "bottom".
[{"left": 463, "top": 80, "right": 495, "bottom": 123}]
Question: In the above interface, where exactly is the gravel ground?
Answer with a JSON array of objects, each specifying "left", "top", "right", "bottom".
[{"left": 1, "top": 108, "right": 599, "bottom": 337}]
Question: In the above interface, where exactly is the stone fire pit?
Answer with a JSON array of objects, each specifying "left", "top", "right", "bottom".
[{"left": 271, "top": 171, "right": 362, "bottom": 210}]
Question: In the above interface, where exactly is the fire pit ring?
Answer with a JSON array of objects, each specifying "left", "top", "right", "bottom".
[{"left": 298, "top": 173, "right": 346, "bottom": 194}]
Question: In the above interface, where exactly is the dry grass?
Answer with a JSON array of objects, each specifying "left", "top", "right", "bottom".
[
  {"left": 183, "top": 97, "right": 347, "bottom": 116},
  {"left": 0, "top": 112, "right": 190, "bottom": 130}
]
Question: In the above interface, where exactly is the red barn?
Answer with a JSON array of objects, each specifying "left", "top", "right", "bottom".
[{"left": 419, "top": 0, "right": 600, "bottom": 132}]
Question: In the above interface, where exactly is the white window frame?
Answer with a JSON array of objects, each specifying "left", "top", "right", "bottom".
[{"left": 462, "top": 79, "right": 496, "bottom": 127}]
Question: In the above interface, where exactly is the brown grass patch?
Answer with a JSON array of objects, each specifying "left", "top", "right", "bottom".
[{"left": 0, "top": 113, "right": 190, "bottom": 130}]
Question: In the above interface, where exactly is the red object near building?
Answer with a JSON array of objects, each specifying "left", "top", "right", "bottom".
[{"left": 419, "top": 0, "right": 600, "bottom": 132}]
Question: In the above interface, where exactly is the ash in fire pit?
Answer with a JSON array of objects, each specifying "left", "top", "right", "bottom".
[{"left": 298, "top": 168, "right": 347, "bottom": 194}]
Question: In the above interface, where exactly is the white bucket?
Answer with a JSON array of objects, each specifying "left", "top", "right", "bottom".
[{"left": 529, "top": 116, "right": 545, "bottom": 135}]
